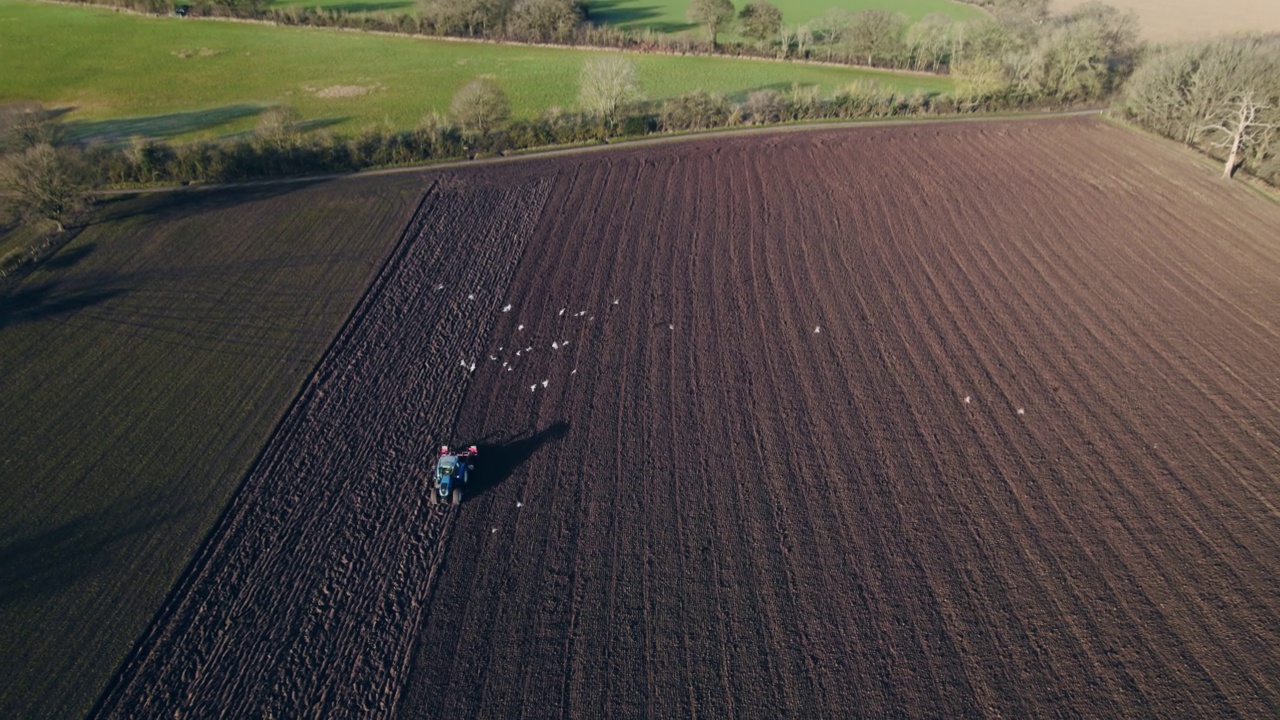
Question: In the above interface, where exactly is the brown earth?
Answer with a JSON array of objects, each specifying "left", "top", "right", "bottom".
[
  {"left": 1053, "top": 0, "right": 1280, "bottom": 42},
  {"left": 98, "top": 116, "right": 1280, "bottom": 718}
]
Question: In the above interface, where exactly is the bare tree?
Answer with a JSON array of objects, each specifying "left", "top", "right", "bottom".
[
  {"left": 0, "top": 102, "right": 64, "bottom": 153},
  {"left": 449, "top": 78, "right": 511, "bottom": 134},
  {"left": 905, "top": 13, "right": 954, "bottom": 71},
  {"left": 1197, "top": 91, "right": 1276, "bottom": 178},
  {"left": 1119, "top": 34, "right": 1280, "bottom": 182},
  {"left": 738, "top": 1, "right": 782, "bottom": 46},
  {"left": 745, "top": 88, "right": 786, "bottom": 123},
  {"left": 505, "top": 0, "right": 581, "bottom": 42},
  {"left": 255, "top": 105, "right": 303, "bottom": 149},
  {"left": 0, "top": 144, "right": 90, "bottom": 232},
  {"left": 810, "top": 9, "right": 854, "bottom": 62},
  {"left": 686, "top": 0, "right": 735, "bottom": 49},
  {"left": 952, "top": 57, "right": 1010, "bottom": 109},
  {"left": 844, "top": 9, "right": 908, "bottom": 67},
  {"left": 426, "top": 0, "right": 513, "bottom": 36},
  {"left": 777, "top": 23, "right": 794, "bottom": 59},
  {"left": 578, "top": 56, "right": 643, "bottom": 117},
  {"left": 796, "top": 22, "right": 813, "bottom": 59}
]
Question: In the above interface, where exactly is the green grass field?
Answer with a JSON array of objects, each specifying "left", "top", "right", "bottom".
[
  {"left": 0, "top": 0, "right": 952, "bottom": 141},
  {"left": 586, "top": 0, "right": 982, "bottom": 34},
  {"left": 269, "top": 0, "right": 983, "bottom": 34},
  {"left": 0, "top": 176, "right": 427, "bottom": 719}
]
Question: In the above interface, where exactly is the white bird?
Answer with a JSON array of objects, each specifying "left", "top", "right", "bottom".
[
  {"left": 502, "top": 361, "right": 508, "bottom": 367},
  {"left": 467, "top": 293, "right": 475, "bottom": 300},
  {"left": 460, "top": 359, "right": 475, "bottom": 372},
  {"left": 612, "top": 298, "right": 619, "bottom": 305},
  {"left": 964, "top": 395, "right": 971, "bottom": 404},
  {"left": 517, "top": 324, "right": 524, "bottom": 331},
  {"left": 577, "top": 310, "right": 586, "bottom": 317},
  {"left": 814, "top": 325, "right": 821, "bottom": 334},
  {"left": 588, "top": 316, "right": 594, "bottom": 321},
  {"left": 489, "top": 355, "right": 497, "bottom": 361},
  {"left": 506, "top": 366, "right": 512, "bottom": 372},
  {"left": 525, "top": 346, "right": 532, "bottom": 352},
  {"left": 498, "top": 346, "right": 504, "bottom": 351},
  {"left": 551, "top": 342, "right": 559, "bottom": 350},
  {"left": 491, "top": 528, "right": 497, "bottom": 533},
  {"left": 541, "top": 379, "right": 549, "bottom": 388},
  {"left": 559, "top": 308, "right": 566, "bottom": 316},
  {"left": 668, "top": 323, "right": 675, "bottom": 330},
  {"left": 435, "top": 283, "right": 444, "bottom": 291},
  {"left": 502, "top": 304, "right": 512, "bottom": 312},
  {"left": 1017, "top": 408, "right": 1025, "bottom": 415},
  {"left": 530, "top": 384, "right": 537, "bottom": 392},
  {"left": 516, "top": 501, "right": 523, "bottom": 508},
  {"left": 561, "top": 340, "right": 569, "bottom": 346},
  {"left": 571, "top": 368, "right": 577, "bottom": 375},
  {"left": 516, "top": 350, "right": 522, "bottom": 356}
]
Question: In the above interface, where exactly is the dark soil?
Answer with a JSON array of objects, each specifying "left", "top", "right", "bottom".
[{"left": 100, "top": 117, "right": 1280, "bottom": 718}]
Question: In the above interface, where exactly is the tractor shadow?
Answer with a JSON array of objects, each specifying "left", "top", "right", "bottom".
[{"left": 468, "top": 421, "right": 571, "bottom": 500}]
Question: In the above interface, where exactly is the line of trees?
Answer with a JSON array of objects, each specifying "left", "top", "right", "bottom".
[
  {"left": 0, "top": 58, "right": 1034, "bottom": 221},
  {"left": 1117, "top": 34, "right": 1279, "bottom": 182},
  {"left": 5, "top": 28, "right": 1277, "bottom": 212}
]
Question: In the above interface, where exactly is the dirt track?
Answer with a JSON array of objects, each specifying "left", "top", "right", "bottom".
[{"left": 99, "top": 117, "right": 1280, "bottom": 717}]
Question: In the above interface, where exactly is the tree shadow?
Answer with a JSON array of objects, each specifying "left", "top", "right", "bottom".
[
  {"left": 467, "top": 421, "right": 571, "bottom": 500},
  {"left": 91, "top": 178, "right": 332, "bottom": 226},
  {"left": 64, "top": 104, "right": 267, "bottom": 145},
  {"left": 0, "top": 499, "right": 180, "bottom": 607},
  {"left": 299, "top": 115, "right": 351, "bottom": 133},
  {"left": 321, "top": 0, "right": 415, "bottom": 12},
  {"left": 0, "top": 275, "right": 128, "bottom": 331},
  {"left": 40, "top": 242, "right": 98, "bottom": 271},
  {"left": 586, "top": 0, "right": 695, "bottom": 32}
]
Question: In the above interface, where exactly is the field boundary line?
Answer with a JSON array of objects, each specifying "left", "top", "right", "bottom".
[
  {"left": 87, "top": 179, "right": 440, "bottom": 719},
  {"left": 97, "top": 110, "right": 1104, "bottom": 197}
]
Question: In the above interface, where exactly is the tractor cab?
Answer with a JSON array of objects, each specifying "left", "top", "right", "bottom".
[
  {"left": 436, "top": 456, "right": 458, "bottom": 483},
  {"left": 432, "top": 445, "right": 476, "bottom": 506}
]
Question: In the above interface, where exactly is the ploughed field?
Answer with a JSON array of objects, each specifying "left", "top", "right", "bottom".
[
  {"left": 0, "top": 175, "right": 428, "bottom": 720},
  {"left": 99, "top": 117, "right": 1280, "bottom": 717}
]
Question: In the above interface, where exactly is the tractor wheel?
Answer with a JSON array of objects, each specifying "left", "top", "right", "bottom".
[
  {"left": 429, "top": 490, "right": 439, "bottom": 505},
  {"left": 451, "top": 488, "right": 463, "bottom": 506}
]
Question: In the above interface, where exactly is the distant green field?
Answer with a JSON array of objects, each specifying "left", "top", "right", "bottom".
[
  {"left": 270, "top": 0, "right": 983, "bottom": 34},
  {"left": 0, "top": 0, "right": 952, "bottom": 141},
  {"left": 585, "top": 0, "right": 982, "bottom": 34}
]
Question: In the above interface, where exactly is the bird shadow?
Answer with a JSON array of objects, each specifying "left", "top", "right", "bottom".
[{"left": 466, "top": 421, "right": 571, "bottom": 500}]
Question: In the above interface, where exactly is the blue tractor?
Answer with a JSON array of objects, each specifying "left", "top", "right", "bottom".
[{"left": 432, "top": 445, "right": 477, "bottom": 506}]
